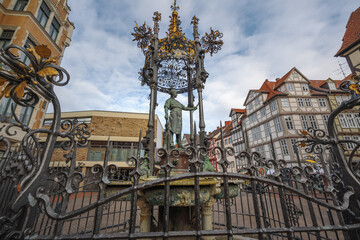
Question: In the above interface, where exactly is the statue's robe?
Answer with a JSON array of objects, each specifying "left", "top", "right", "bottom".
[{"left": 164, "top": 98, "right": 184, "bottom": 135}]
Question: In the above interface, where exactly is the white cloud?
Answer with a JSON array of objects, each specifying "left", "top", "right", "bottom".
[{"left": 54, "top": 0, "right": 358, "bottom": 133}]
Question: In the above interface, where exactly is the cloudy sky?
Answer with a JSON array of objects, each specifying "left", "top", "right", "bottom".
[{"left": 55, "top": 0, "right": 358, "bottom": 133}]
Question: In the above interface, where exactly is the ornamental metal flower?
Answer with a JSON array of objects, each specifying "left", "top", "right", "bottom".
[
  {"left": 0, "top": 44, "right": 69, "bottom": 107},
  {"left": 201, "top": 28, "right": 224, "bottom": 56}
]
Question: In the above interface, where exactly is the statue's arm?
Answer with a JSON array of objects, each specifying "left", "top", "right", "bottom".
[{"left": 182, "top": 102, "right": 198, "bottom": 111}]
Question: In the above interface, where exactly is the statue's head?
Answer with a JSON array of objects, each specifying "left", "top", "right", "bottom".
[{"left": 169, "top": 89, "right": 177, "bottom": 98}]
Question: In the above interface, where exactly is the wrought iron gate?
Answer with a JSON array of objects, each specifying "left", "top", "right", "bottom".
[{"left": 1, "top": 43, "right": 360, "bottom": 239}]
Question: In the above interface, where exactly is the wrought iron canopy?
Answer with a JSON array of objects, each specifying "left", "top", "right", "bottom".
[{"left": 132, "top": 0, "right": 223, "bottom": 94}]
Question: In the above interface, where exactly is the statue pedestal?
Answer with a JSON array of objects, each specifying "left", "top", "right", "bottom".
[
  {"left": 139, "top": 178, "right": 219, "bottom": 240},
  {"left": 158, "top": 150, "right": 190, "bottom": 177}
]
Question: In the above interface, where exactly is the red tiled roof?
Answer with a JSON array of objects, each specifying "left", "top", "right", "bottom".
[
  {"left": 259, "top": 79, "right": 287, "bottom": 102},
  {"left": 231, "top": 108, "right": 246, "bottom": 113},
  {"left": 309, "top": 79, "right": 347, "bottom": 93},
  {"left": 274, "top": 67, "right": 295, "bottom": 89},
  {"left": 215, "top": 123, "right": 232, "bottom": 141},
  {"left": 336, "top": 7, "right": 360, "bottom": 56}
]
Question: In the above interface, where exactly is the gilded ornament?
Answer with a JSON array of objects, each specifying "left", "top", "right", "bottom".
[
  {"left": 300, "top": 130, "right": 308, "bottom": 136},
  {"left": 14, "top": 81, "right": 26, "bottom": 99},
  {"left": 35, "top": 45, "right": 51, "bottom": 58},
  {"left": 37, "top": 67, "right": 58, "bottom": 77}
]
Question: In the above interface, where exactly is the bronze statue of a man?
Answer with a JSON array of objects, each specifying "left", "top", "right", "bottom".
[{"left": 164, "top": 89, "right": 197, "bottom": 147}]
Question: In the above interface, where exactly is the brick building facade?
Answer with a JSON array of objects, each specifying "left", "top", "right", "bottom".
[{"left": 0, "top": 0, "right": 74, "bottom": 144}]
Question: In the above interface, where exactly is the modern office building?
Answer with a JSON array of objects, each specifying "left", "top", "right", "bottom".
[{"left": 40, "top": 110, "right": 164, "bottom": 179}]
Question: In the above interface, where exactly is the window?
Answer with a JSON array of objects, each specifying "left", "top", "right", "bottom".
[
  {"left": 343, "top": 136, "right": 354, "bottom": 150},
  {"left": 309, "top": 115, "right": 317, "bottom": 129},
  {"left": 19, "top": 106, "right": 34, "bottom": 125},
  {"left": 225, "top": 139, "right": 228, "bottom": 145},
  {"left": 23, "top": 37, "right": 36, "bottom": 65},
  {"left": 323, "top": 115, "right": 329, "bottom": 125},
  {"left": 290, "top": 139, "right": 297, "bottom": 153},
  {"left": 338, "top": 114, "right": 349, "bottom": 128},
  {"left": 87, "top": 141, "right": 140, "bottom": 162},
  {"left": 253, "top": 112, "right": 257, "bottom": 121},
  {"left": 254, "top": 96, "right": 260, "bottom": 105},
  {"left": 0, "top": 97, "right": 17, "bottom": 120},
  {"left": 275, "top": 117, "right": 282, "bottom": 132},
  {"left": 260, "top": 107, "right": 266, "bottom": 117},
  {"left": 13, "top": 0, "right": 29, "bottom": 11},
  {"left": 335, "top": 96, "right": 343, "bottom": 105},
  {"left": 252, "top": 126, "right": 261, "bottom": 141},
  {"left": 304, "top": 98, "right": 311, "bottom": 107},
  {"left": 264, "top": 122, "right": 270, "bottom": 136},
  {"left": 318, "top": 98, "right": 326, "bottom": 107},
  {"left": 301, "top": 84, "right": 308, "bottom": 91},
  {"left": 0, "top": 30, "right": 14, "bottom": 48},
  {"left": 346, "top": 114, "right": 357, "bottom": 128},
  {"left": 301, "top": 115, "right": 309, "bottom": 130},
  {"left": 37, "top": 1, "right": 51, "bottom": 28},
  {"left": 284, "top": 116, "right": 294, "bottom": 130},
  {"left": 280, "top": 139, "right": 289, "bottom": 155},
  {"left": 281, "top": 98, "right": 289, "bottom": 107},
  {"left": 328, "top": 82, "right": 336, "bottom": 90},
  {"left": 270, "top": 100, "right": 277, "bottom": 111},
  {"left": 49, "top": 17, "right": 60, "bottom": 41},
  {"left": 43, "top": 117, "right": 92, "bottom": 126},
  {"left": 287, "top": 83, "right": 294, "bottom": 91},
  {"left": 355, "top": 114, "right": 360, "bottom": 128},
  {"left": 335, "top": 95, "right": 351, "bottom": 105},
  {"left": 297, "top": 98, "right": 304, "bottom": 107},
  {"left": 255, "top": 145, "right": 265, "bottom": 157}
]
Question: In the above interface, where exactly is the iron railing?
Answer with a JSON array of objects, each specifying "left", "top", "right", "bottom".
[{"left": 0, "top": 42, "right": 360, "bottom": 240}]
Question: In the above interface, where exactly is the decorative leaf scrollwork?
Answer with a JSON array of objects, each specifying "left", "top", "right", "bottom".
[
  {"left": 201, "top": 28, "right": 223, "bottom": 56},
  {"left": 0, "top": 44, "right": 70, "bottom": 107},
  {"left": 186, "top": 146, "right": 207, "bottom": 172},
  {"left": 157, "top": 148, "right": 179, "bottom": 175},
  {"left": 131, "top": 22, "right": 153, "bottom": 53},
  {"left": 212, "top": 145, "right": 234, "bottom": 172}
]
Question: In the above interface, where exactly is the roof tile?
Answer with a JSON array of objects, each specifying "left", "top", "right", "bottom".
[{"left": 336, "top": 7, "right": 360, "bottom": 56}]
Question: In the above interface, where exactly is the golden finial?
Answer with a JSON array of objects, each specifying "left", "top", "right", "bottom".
[{"left": 171, "top": 0, "right": 179, "bottom": 12}]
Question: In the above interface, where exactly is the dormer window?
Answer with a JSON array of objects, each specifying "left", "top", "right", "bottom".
[{"left": 328, "top": 82, "right": 336, "bottom": 90}]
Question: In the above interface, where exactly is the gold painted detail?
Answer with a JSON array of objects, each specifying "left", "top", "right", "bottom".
[
  {"left": 0, "top": 44, "right": 59, "bottom": 101},
  {"left": 339, "top": 73, "right": 360, "bottom": 96},
  {"left": 191, "top": 15, "right": 199, "bottom": 37},
  {"left": 131, "top": 22, "right": 153, "bottom": 53},
  {"left": 141, "top": 177, "right": 219, "bottom": 186},
  {"left": 201, "top": 28, "right": 224, "bottom": 56}
]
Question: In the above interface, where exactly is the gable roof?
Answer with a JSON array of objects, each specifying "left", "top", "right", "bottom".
[
  {"left": 259, "top": 79, "right": 287, "bottom": 102},
  {"left": 274, "top": 67, "right": 294, "bottom": 89},
  {"left": 309, "top": 78, "right": 348, "bottom": 93},
  {"left": 273, "top": 67, "right": 310, "bottom": 89},
  {"left": 336, "top": 7, "right": 360, "bottom": 56},
  {"left": 229, "top": 108, "right": 246, "bottom": 117}
]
